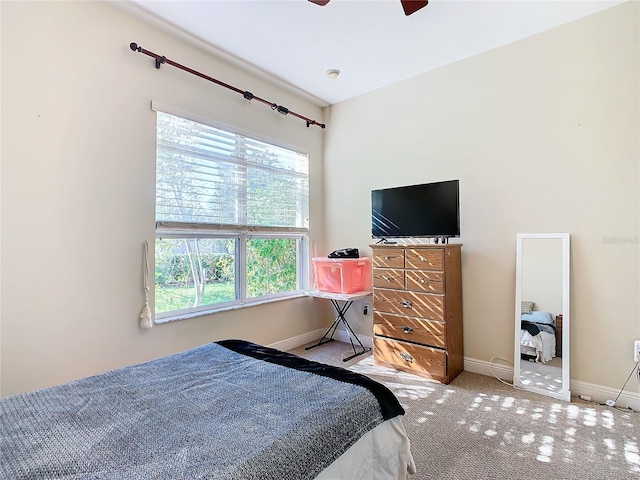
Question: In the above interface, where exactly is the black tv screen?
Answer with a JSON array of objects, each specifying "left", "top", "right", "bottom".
[{"left": 371, "top": 180, "right": 460, "bottom": 239}]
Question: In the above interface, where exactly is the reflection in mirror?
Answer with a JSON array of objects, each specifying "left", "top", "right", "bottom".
[{"left": 514, "top": 233, "right": 570, "bottom": 402}]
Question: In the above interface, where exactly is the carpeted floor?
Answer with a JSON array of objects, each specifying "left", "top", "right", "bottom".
[
  {"left": 519, "top": 356, "right": 563, "bottom": 395},
  {"left": 289, "top": 341, "right": 640, "bottom": 480}
]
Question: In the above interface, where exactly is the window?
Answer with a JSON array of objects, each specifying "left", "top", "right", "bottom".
[{"left": 154, "top": 108, "right": 309, "bottom": 320}]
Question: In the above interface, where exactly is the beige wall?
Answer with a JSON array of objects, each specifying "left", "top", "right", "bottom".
[
  {"left": 1, "top": 1, "right": 638, "bottom": 400},
  {"left": 323, "top": 2, "right": 639, "bottom": 394},
  {"left": 0, "top": 1, "right": 329, "bottom": 396},
  {"left": 521, "top": 237, "right": 564, "bottom": 315}
]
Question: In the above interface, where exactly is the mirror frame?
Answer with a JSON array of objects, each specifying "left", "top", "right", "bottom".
[{"left": 514, "top": 233, "right": 570, "bottom": 402}]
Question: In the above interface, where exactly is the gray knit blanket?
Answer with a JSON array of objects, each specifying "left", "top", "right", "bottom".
[{"left": 0, "top": 340, "right": 403, "bottom": 479}]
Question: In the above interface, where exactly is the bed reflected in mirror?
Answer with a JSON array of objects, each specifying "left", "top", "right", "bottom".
[{"left": 514, "top": 233, "right": 570, "bottom": 402}]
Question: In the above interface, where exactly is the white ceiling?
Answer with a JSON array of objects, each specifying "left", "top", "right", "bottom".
[{"left": 126, "top": 0, "right": 625, "bottom": 106}]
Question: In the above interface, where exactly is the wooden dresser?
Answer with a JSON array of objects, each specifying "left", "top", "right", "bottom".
[{"left": 371, "top": 243, "right": 463, "bottom": 384}]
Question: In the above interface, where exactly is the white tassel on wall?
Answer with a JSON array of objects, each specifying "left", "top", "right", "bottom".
[{"left": 140, "top": 240, "right": 154, "bottom": 330}]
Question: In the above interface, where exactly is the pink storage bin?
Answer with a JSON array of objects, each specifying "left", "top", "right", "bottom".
[{"left": 312, "top": 257, "right": 371, "bottom": 294}]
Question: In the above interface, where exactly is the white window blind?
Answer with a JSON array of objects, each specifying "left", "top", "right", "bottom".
[
  {"left": 156, "top": 112, "right": 309, "bottom": 229},
  {"left": 153, "top": 109, "right": 309, "bottom": 320}
]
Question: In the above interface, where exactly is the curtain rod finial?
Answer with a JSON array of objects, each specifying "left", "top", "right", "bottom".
[{"left": 130, "top": 42, "right": 140, "bottom": 52}]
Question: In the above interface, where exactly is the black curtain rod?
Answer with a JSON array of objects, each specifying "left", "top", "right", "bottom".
[{"left": 129, "top": 42, "right": 325, "bottom": 129}]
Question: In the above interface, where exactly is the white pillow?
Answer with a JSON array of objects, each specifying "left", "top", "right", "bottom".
[{"left": 521, "top": 301, "right": 535, "bottom": 314}]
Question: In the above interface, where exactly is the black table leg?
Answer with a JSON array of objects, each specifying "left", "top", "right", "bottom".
[{"left": 305, "top": 299, "right": 371, "bottom": 362}]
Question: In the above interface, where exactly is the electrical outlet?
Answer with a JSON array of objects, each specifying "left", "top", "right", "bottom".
[
  {"left": 634, "top": 340, "right": 640, "bottom": 362},
  {"left": 363, "top": 304, "right": 369, "bottom": 316}
]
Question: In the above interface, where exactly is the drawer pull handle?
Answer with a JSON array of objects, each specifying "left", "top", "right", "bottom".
[
  {"left": 399, "top": 352, "right": 414, "bottom": 363},
  {"left": 400, "top": 300, "right": 413, "bottom": 309},
  {"left": 419, "top": 278, "right": 426, "bottom": 283},
  {"left": 401, "top": 326, "right": 413, "bottom": 334},
  {"left": 383, "top": 256, "right": 391, "bottom": 260},
  {"left": 382, "top": 275, "right": 389, "bottom": 281}
]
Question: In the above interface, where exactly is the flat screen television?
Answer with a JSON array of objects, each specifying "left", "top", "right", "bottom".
[{"left": 371, "top": 180, "right": 460, "bottom": 239}]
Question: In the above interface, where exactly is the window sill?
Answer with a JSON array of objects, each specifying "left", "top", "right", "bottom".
[{"left": 154, "top": 292, "right": 308, "bottom": 325}]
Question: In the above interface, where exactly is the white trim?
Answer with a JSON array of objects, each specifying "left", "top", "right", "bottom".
[
  {"left": 268, "top": 330, "right": 374, "bottom": 352},
  {"left": 155, "top": 292, "right": 307, "bottom": 324},
  {"left": 267, "top": 329, "right": 327, "bottom": 352},
  {"left": 464, "top": 356, "right": 640, "bottom": 411},
  {"left": 333, "top": 331, "right": 374, "bottom": 349},
  {"left": 570, "top": 377, "right": 640, "bottom": 412},
  {"left": 271, "top": 329, "right": 640, "bottom": 412},
  {"left": 465, "top": 356, "right": 513, "bottom": 381}
]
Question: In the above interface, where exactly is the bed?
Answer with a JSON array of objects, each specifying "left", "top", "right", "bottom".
[
  {"left": 0, "top": 339, "right": 415, "bottom": 480},
  {"left": 520, "top": 310, "right": 558, "bottom": 364}
]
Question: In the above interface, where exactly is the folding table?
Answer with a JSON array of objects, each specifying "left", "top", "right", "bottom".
[{"left": 305, "top": 290, "right": 372, "bottom": 362}]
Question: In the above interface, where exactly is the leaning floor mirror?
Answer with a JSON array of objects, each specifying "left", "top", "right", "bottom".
[{"left": 514, "top": 233, "right": 570, "bottom": 402}]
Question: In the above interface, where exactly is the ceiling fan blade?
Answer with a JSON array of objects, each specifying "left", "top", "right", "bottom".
[
  {"left": 308, "top": 0, "right": 331, "bottom": 5},
  {"left": 401, "top": 0, "right": 428, "bottom": 16}
]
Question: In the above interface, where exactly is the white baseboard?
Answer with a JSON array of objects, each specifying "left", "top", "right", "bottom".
[
  {"left": 269, "top": 330, "right": 374, "bottom": 351},
  {"left": 267, "top": 329, "right": 328, "bottom": 352},
  {"left": 333, "top": 331, "right": 374, "bottom": 348},
  {"left": 465, "top": 357, "right": 640, "bottom": 411},
  {"left": 569, "top": 378, "right": 640, "bottom": 411},
  {"left": 272, "top": 332, "right": 640, "bottom": 411},
  {"left": 464, "top": 356, "right": 514, "bottom": 381}
]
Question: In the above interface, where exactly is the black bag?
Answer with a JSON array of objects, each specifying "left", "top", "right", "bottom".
[{"left": 328, "top": 248, "right": 359, "bottom": 259}]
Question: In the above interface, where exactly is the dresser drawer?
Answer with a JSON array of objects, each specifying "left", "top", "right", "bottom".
[
  {"left": 406, "top": 270, "right": 444, "bottom": 293},
  {"left": 405, "top": 248, "right": 443, "bottom": 271},
  {"left": 374, "top": 337, "right": 446, "bottom": 379},
  {"left": 373, "top": 268, "right": 405, "bottom": 289},
  {"left": 374, "top": 288, "right": 444, "bottom": 321},
  {"left": 374, "top": 312, "right": 445, "bottom": 348},
  {"left": 372, "top": 249, "right": 404, "bottom": 269}
]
